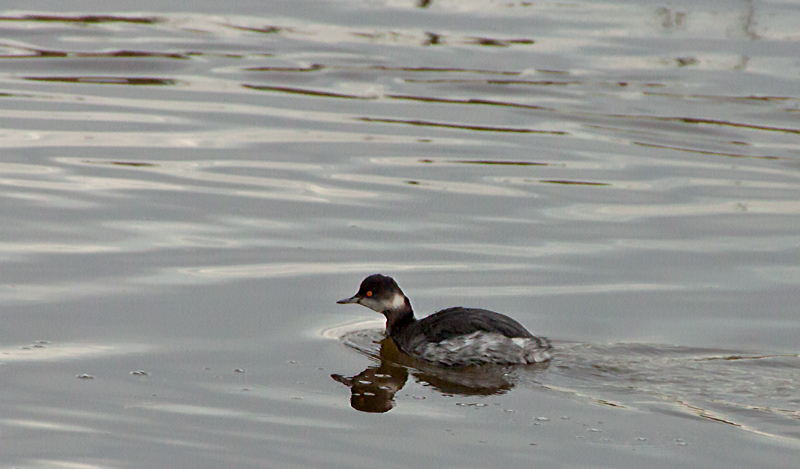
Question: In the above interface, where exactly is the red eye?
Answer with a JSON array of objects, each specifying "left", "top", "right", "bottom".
[{"left": 366, "top": 291, "right": 373, "bottom": 297}]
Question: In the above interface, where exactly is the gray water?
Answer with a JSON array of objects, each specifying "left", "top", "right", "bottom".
[{"left": 1, "top": 1, "right": 799, "bottom": 467}]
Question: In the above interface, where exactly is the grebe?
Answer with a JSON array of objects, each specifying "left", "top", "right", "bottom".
[{"left": 337, "top": 274, "right": 551, "bottom": 367}]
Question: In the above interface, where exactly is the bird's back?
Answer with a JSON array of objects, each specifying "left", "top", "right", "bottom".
[{"left": 394, "top": 307, "right": 534, "bottom": 351}]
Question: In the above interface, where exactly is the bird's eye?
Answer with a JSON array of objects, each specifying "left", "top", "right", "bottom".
[{"left": 366, "top": 291, "right": 373, "bottom": 297}]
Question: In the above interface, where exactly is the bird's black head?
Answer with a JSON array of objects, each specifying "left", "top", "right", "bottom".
[{"left": 337, "top": 274, "right": 409, "bottom": 314}]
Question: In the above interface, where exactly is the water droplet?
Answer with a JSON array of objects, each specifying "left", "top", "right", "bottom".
[
  {"left": 76, "top": 374, "right": 94, "bottom": 379},
  {"left": 536, "top": 417, "right": 549, "bottom": 421},
  {"left": 234, "top": 368, "right": 245, "bottom": 373},
  {"left": 130, "top": 370, "right": 149, "bottom": 376}
]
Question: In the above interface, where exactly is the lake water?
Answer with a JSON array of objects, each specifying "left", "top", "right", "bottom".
[{"left": 1, "top": 1, "right": 799, "bottom": 467}]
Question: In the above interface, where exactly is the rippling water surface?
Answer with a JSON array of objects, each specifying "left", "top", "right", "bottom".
[{"left": 1, "top": 1, "right": 799, "bottom": 467}]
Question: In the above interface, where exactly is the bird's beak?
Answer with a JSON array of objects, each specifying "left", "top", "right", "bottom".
[{"left": 337, "top": 295, "right": 360, "bottom": 305}]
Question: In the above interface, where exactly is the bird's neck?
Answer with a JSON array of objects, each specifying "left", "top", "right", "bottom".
[{"left": 384, "top": 296, "right": 415, "bottom": 335}]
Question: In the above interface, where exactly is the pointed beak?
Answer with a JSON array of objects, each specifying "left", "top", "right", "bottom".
[{"left": 337, "top": 295, "right": 360, "bottom": 305}]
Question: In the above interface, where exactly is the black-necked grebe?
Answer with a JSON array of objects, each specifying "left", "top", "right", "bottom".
[{"left": 337, "top": 274, "right": 551, "bottom": 367}]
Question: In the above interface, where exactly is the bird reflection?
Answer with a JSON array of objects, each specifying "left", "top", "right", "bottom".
[
  {"left": 332, "top": 336, "right": 549, "bottom": 413},
  {"left": 331, "top": 355, "right": 408, "bottom": 413}
]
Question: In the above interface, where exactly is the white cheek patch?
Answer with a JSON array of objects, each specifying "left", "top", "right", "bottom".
[
  {"left": 359, "top": 293, "right": 407, "bottom": 313},
  {"left": 389, "top": 293, "right": 406, "bottom": 310}
]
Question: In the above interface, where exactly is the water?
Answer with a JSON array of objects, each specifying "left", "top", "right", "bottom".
[{"left": 1, "top": 1, "right": 799, "bottom": 467}]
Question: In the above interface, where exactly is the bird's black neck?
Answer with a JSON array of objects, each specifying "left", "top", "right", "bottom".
[{"left": 384, "top": 297, "right": 415, "bottom": 336}]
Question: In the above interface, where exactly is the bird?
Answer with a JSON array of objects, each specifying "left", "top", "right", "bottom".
[{"left": 337, "top": 274, "right": 551, "bottom": 367}]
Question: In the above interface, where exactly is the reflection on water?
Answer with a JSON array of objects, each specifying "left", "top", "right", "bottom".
[
  {"left": 0, "top": 14, "right": 161, "bottom": 24},
  {"left": 25, "top": 77, "right": 180, "bottom": 86},
  {"left": 332, "top": 352, "right": 408, "bottom": 413},
  {"left": 335, "top": 328, "right": 800, "bottom": 439},
  {"left": 0, "top": 342, "right": 150, "bottom": 363},
  {"left": 333, "top": 331, "right": 544, "bottom": 412}
]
